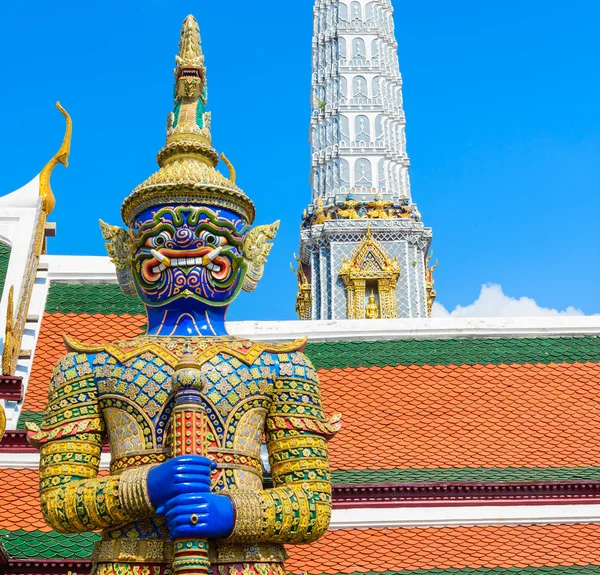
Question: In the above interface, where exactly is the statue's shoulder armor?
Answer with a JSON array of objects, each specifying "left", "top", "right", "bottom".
[
  {"left": 27, "top": 347, "right": 103, "bottom": 447},
  {"left": 64, "top": 336, "right": 118, "bottom": 356},
  {"left": 64, "top": 335, "right": 308, "bottom": 367}
]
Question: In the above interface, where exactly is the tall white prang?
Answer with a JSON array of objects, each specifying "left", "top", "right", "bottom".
[{"left": 296, "top": 0, "right": 434, "bottom": 321}]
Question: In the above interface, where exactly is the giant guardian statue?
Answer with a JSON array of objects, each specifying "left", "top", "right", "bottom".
[{"left": 28, "top": 15, "right": 339, "bottom": 575}]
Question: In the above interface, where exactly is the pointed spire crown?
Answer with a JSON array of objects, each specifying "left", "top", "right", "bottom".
[
  {"left": 121, "top": 15, "right": 255, "bottom": 227},
  {"left": 160, "top": 14, "right": 214, "bottom": 167},
  {"left": 176, "top": 15, "right": 204, "bottom": 72}
]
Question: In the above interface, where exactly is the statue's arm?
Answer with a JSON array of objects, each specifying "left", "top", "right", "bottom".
[
  {"left": 31, "top": 353, "right": 154, "bottom": 534},
  {"left": 227, "top": 352, "right": 340, "bottom": 544}
]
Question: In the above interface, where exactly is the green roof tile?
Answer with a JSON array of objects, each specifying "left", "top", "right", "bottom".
[
  {"left": 0, "top": 242, "right": 11, "bottom": 304},
  {"left": 2, "top": 534, "right": 600, "bottom": 575},
  {"left": 0, "top": 529, "right": 97, "bottom": 559},
  {"left": 332, "top": 466, "right": 600, "bottom": 484},
  {"left": 17, "top": 411, "right": 43, "bottom": 430},
  {"left": 45, "top": 283, "right": 144, "bottom": 315},
  {"left": 304, "top": 337, "right": 600, "bottom": 369}
]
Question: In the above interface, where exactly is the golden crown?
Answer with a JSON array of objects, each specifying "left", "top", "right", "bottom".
[{"left": 121, "top": 15, "right": 255, "bottom": 226}]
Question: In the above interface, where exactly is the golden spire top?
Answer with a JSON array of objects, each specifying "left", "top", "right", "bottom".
[
  {"left": 176, "top": 15, "right": 204, "bottom": 73},
  {"left": 121, "top": 15, "right": 255, "bottom": 226},
  {"left": 159, "top": 14, "right": 214, "bottom": 167}
]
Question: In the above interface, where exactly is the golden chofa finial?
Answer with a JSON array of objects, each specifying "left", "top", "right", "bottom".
[
  {"left": 39, "top": 102, "right": 72, "bottom": 216},
  {"left": 426, "top": 250, "right": 439, "bottom": 273}
]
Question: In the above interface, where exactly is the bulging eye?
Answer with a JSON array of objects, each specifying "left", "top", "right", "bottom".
[
  {"left": 146, "top": 231, "right": 172, "bottom": 248},
  {"left": 199, "top": 230, "right": 227, "bottom": 246}
]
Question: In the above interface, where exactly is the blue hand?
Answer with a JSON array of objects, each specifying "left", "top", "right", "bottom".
[
  {"left": 147, "top": 455, "right": 214, "bottom": 514},
  {"left": 163, "top": 493, "right": 235, "bottom": 540}
]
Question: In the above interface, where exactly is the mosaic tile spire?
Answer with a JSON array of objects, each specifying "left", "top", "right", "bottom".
[
  {"left": 296, "top": 0, "right": 434, "bottom": 320},
  {"left": 311, "top": 0, "right": 409, "bottom": 204}
]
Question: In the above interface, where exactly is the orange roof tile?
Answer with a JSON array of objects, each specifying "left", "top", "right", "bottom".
[
  {"left": 24, "top": 313, "right": 600, "bottom": 475},
  {"left": 0, "top": 469, "right": 50, "bottom": 532},
  {"left": 320, "top": 363, "right": 600, "bottom": 471},
  {"left": 0, "top": 468, "right": 111, "bottom": 533},
  {"left": 24, "top": 313, "right": 146, "bottom": 410},
  {"left": 286, "top": 525, "right": 600, "bottom": 573}
]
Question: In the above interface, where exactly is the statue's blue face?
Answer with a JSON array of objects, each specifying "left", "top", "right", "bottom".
[{"left": 131, "top": 205, "right": 248, "bottom": 307}]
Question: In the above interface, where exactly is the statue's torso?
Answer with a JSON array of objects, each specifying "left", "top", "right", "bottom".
[
  {"left": 69, "top": 335, "right": 311, "bottom": 571},
  {"left": 96, "top": 347, "right": 273, "bottom": 492}
]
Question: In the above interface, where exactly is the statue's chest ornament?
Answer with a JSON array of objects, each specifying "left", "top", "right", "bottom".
[
  {"left": 72, "top": 336, "right": 307, "bottom": 465},
  {"left": 69, "top": 336, "right": 304, "bottom": 367}
]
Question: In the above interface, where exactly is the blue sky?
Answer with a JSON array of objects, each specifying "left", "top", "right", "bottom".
[{"left": 0, "top": 1, "right": 599, "bottom": 321}]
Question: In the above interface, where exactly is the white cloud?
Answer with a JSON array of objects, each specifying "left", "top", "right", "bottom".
[{"left": 432, "top": 283, "right": 585, "bottom": 318}]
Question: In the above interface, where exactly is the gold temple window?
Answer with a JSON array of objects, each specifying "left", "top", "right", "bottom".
[{"left": 339, "top": 228, "right": 400, "bottom": 319}]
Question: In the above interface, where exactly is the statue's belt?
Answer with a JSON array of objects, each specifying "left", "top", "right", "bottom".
[
  {"left": 93, "top": 539, "right": 287, "bottom": 565},
  {"left": 110, "top": 449, "right": 264, "bottom": 476}
]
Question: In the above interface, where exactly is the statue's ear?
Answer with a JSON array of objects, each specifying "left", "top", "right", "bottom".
[
  {"left": 242, "top": 221, "right": 280, "bottom": 293},
  {"left": 99, "top": 220, "right": 137, "bottom": 296}
]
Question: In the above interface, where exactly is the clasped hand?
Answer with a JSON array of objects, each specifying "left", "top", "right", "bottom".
[{"left": 147, "top": 455, "right": 234, "bottom": 539}]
